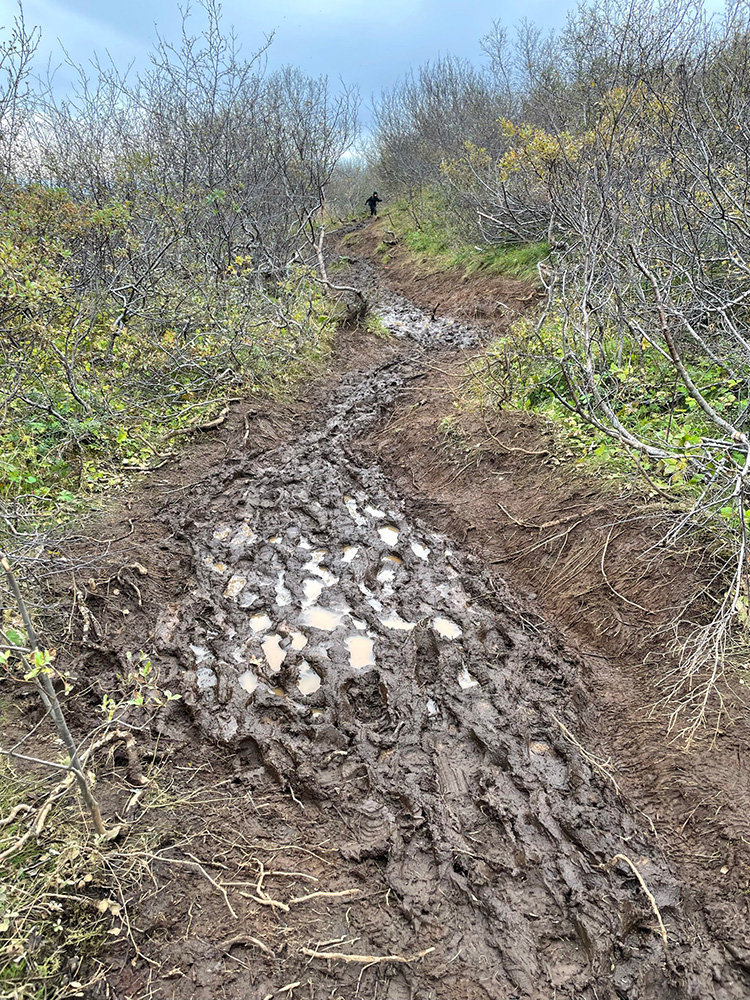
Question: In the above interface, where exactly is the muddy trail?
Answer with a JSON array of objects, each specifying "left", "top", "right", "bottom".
[{"left": 66, "top": 246, "right": 748, "bottom": 1000}]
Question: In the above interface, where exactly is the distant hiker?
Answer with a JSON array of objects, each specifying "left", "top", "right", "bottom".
[{"left": 366, "top": 191, "right": 381, "bottom": 216}]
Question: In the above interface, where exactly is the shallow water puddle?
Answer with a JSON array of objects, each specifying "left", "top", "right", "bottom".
[
  {"left": 433, "top": 616, "right": 462, "bottom": 639},
  {"left": 298, "top": 661, "right": 321, "bottom": 695},
  {"left": 224, "top": 574, "right": 246, "bottom": 599},
  {"left": 289, "top": 631, "right": 308, "bottom": 651},
  {"left": 250, "top": 613, "right": 272, "bottom": 632},
  {"left": 302, "top": 577, "right": 324, "bottom": 606},
  {"left": 350, "top": 616, "right": 367, "bottom": 630},
  {"left": 411, "top": 541, "right": 430, "bottom": 561},
  {"left": 458, "top": 667, "right": 480, "bottom": 690},
  {"left": 310, "top": 565, "right": 338, "bottom": 587},
  {"left": 304, "top": 550, "right": 339, "bottom": 587},
  {"left": 262, "top": 633, "right": 285, "bottom": 673},
  {"left": 365, "top": 504, "right": 386, "bottom": 518},
  {"left": 342, "top": 546, "right": 359, "bottom": 563},
  {"left": 377, "top": 567, "right": 396, "bottom": 584},
  {"left": 378, "top": 525, "right": 399, "bottom": 546},
  {"left": 301, "top": 606, "right": 347, "bottom": 631},
  {"left": 196, "top": 666, "right": 217, "bottom": 690},
  {"left": 211, "top": 561, "right": 228, "bottom": 574},
  {"left": 347, "top": 635, "right": 376, "bottom": 669},
  {"left": 426, "top": 698, "right": 439, "bottom": 716},
  {"left": 380, "top": 612, "right": 415, "bottom": 631},
  {"left": 238, "top": 670, "right": 258, "bottom": 694},
  {"left": 190, "top": 644, "right": 211, "bottom": 663}
]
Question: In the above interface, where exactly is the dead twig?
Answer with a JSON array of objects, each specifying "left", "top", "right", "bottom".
[
  {"left": 496, "top": 500, "right": 591, "bottom": 531},
  {"left": 602, "top": 853, "right": 669, "bottom": 950},
  {"left": 0, "top": 725, "right": 133, "bottom": 863},
  {"left": 148, "top": 852, "right": 237, "bottom": 919},
  {"left": 238, "top": 890, "right": 290, "bottom": 912},
  {"left": 550, "top": 713, "right": 621, "bottom": 795},
  {"left": 166, "top": 402, "right": 233, "bottom": 439},
  {"left": 289, "top": 888, "right": 359, "bottom": 904},
  {"left": 599, "top": 525, "right": 656, "bottom": 614},
  {"left": 0, "top": 802, "right": 32, "bottom": 827},
  {"left": 1, "top": 554, "right": 111, "bottom": 837},
  {"left": 481, "top": 417, "right": 550, "bottom": 457},
  {"left": 301, "top": 946, "right": 435, "bottom": 965},
  {"left": 220, "top": 934, "right": 276, "bottom": 958}
]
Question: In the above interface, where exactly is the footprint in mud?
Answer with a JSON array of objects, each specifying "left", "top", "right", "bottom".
[{"left": 180, "top": 440, "right": 483, "bottom": 726}]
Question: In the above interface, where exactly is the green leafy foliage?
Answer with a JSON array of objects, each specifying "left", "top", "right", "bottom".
[
  {"left": 381, "top": 195, "right": 548, "bottom": 280},
  {"left": 0, "top": 185, "right": 334, "bottom": 541},
  {"left": 466, "top": 309, "right": 749, "bottom": 499}
]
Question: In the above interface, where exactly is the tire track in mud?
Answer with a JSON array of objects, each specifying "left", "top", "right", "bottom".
[{"left": 150, "top": 276, "right": 747, "bottom": 999}]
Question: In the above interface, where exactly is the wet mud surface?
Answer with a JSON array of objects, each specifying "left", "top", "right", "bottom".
[{"left": 72, "top": 248, "right": 750, "bottom": 999}]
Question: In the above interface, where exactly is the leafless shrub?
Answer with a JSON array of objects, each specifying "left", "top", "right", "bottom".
[{"left": 0, "top": 3, "right": 39, "bottom": 183}]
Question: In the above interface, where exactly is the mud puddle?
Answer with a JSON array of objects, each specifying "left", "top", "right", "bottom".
[{"left": 109, "top": 265, "right": 747, "bottom": 1000}]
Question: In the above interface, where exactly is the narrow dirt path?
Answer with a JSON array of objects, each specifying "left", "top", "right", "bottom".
[{"left": 70, "top": 244, "right": 749, "bottom": 1000}]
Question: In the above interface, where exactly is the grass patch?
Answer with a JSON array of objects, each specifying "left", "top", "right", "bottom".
[
  {"left": 0, "top": 718, "right": 225, "bottom": 1000},
  {"left": 463, "top": 310, "right": 741, "bottom": 495},
  {"left": 363, "top": 313, "right": 391, "bottom": 339},
  {"left": 379, "top": 195, "right": 548, "bottom": 281}
]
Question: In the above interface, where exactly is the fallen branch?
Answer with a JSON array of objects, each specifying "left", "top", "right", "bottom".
[
  {"left": 0, "top": 802, "right": 32, "bottom": 827},
  {"left": 167, "top": 401, "right": 235, "bottom": 439},
  {"left": 0, "top": 777, "right": 69, "bottom": 862}
]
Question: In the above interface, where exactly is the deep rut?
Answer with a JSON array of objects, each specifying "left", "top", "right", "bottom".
[{"left": 131, "top": 274, "right": 746, "bottom": 999}]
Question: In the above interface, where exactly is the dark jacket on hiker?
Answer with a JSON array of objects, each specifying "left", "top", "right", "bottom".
[{"left": 366, "top": 192, "right": 381, "bottom": 216}]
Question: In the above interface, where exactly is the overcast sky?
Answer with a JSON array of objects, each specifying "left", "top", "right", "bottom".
[
  {"left": 8, "top": 0, "right": 583, "bottom": 102},
  {"left": 5, "top": 0, "right": 728, "bottom": 115}
]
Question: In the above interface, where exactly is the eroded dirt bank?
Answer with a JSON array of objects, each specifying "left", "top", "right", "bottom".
[{"left": 63, "top": 241, "right": 749, "bottom": 999}]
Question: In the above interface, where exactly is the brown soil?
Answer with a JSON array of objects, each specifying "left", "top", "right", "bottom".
[
  {"left": 365, "top": 351, "right": 750, "bottom": 985},
  {"left": 6, "top": 225, "right": 750, "bottom": 1000},
  {"left": 340, "top": 217, "right": 542, "bottom": 331}
]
